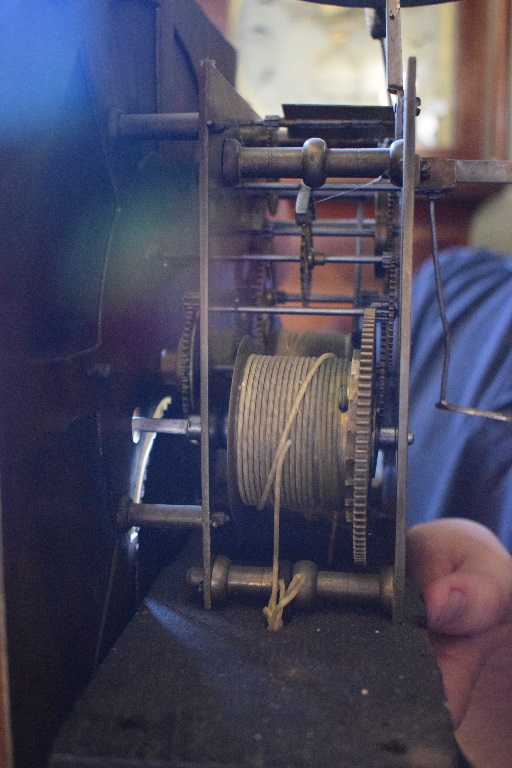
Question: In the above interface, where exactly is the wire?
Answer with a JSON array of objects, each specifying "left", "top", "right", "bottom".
[
  {"left": 93, "top": 538, "right": 120, "bottom": 672},
  {"left": 315, "top": 175, "right": 385, "bottom": 206},
  {"left": 429, "top": 196, "right": 512, "bottom": 423}
]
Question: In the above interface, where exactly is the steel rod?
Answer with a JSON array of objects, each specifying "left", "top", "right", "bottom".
[
  {"left": 115, "top": 111, "right": 199, "bottom": 140},
  {"left": 132, "top": 417, "right": 188, "bottom": 435},
  {"left": 238, "top": 181, "right": 395, "bottom": 195},
  {"left": 252, "top": 220, "right": 378, "bottom": 237},
  {"left": 223, "top": 140, "right": 391, "bottom": 186},
  {"left": 209, "top": 305, "right": 366, "bottom": 316},
  {"left": 118, "top": 500, "right": 229, "bottom": 529},
  {"left": 187, "top": 557, "right": 393, "bottom": 613},
  {"left": 213, "top": 254, "right": 384, "bottom": 264},
  {"left": 276, "top": 293, "right": 380, "bottom": 303},
  {"left": 125, "top": 503, "right": 204, "bottom": 528}
]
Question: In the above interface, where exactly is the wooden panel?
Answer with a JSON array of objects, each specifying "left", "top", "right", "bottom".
[{"left": 451, "top": 0, "right": 510, "bottom": 159}]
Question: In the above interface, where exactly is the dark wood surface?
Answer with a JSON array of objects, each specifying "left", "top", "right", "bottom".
[{"left": 51, "top": 539, "right": 460, "bottom": 768}]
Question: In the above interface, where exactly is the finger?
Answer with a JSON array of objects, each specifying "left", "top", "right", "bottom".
[
  {"left": 407, "top": 519, "right": 512, "bottom": 592},
  {"left": 430, "top": 625, "right": 509, "bottom": 729},
  {"left": 423, "top": 571, "right": 508, "bottom": 635},
  {"left": 407, "top": 519, "right": 512, "bottom": 633},
  {"left": 431, "top": 635, "right": 482, "bottom": 728}
]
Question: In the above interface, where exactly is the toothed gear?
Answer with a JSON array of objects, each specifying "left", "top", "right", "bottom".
[
  {"left": 178, "top": 295, "right": 199, "bottom": 417},
  {"left": 251, "top": 261, "right": 274, "bottom": 354},
  {"left": 375, "top": 192, "right": 398, "bottom": 412},
  {"left": 234, "top": 262, "right": 274, "bottom": 354},
  {"left": 377, "top": 250, "right": 398, "bottom": 412},
  {"left": 352, "top": 307, "right": 377, "bottom": 565},
  {"left": 300, "top": 224, "right": 313, "bottom": 306}
]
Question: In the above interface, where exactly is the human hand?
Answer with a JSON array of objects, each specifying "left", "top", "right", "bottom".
[{"left": 406, "top": 518, "right": 512, "bottom": 730}]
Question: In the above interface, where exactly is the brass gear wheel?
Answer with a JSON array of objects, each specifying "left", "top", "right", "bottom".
[
  {"left": 377, "top": 250, "right": 397, "bottom": 413},
  {"left": 177, "top": 294, "right": 199, "bottom": 417},
  {"left": 351, "top": 307, "right": 377, "bottom": 566},
  {"left": 300, "top": 223, "right": 314, "bottom": 306}
]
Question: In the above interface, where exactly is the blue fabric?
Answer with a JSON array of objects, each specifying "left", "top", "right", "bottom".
[{"left": 408, "top": 248, "right": 512, "bottom": 551}]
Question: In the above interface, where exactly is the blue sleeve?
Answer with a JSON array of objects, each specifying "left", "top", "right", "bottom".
[{"left": 407, "top": 248, "right": 512, "bottom": 551}]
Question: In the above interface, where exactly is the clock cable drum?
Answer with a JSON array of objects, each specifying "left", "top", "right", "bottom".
[{"left": 228, "top": 340, "right": 351, "bottom": 521}]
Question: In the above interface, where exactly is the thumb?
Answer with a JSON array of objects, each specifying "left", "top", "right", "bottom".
[
  {"left": 425, "top": 574, "right": 510, "bottom": 728},
  {"left": 424, "top": 571, "right": 509, "bottom": 635},
  {"left": 407, "top": 519, "right": 512, "bottom": 634}
]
